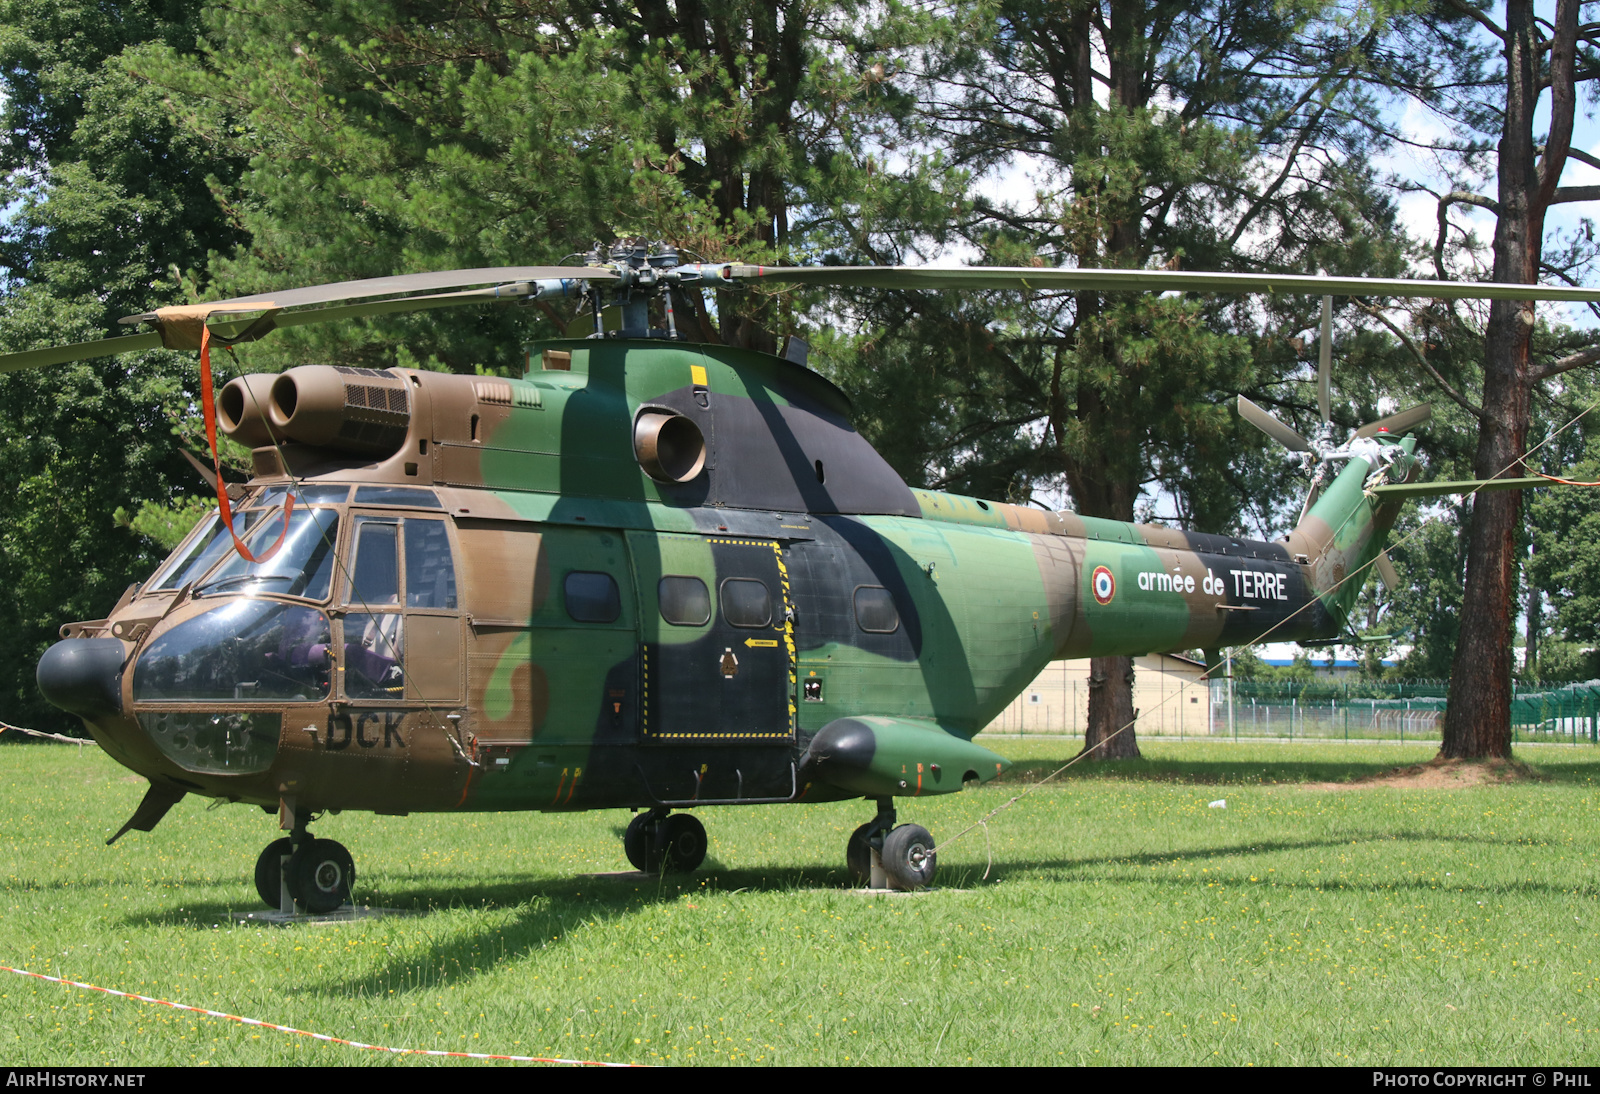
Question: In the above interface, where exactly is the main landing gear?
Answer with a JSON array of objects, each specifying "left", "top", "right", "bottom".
[
  {"left": 848, "top": 798, "right": 937, "bottom": 891},
  {"left": 254, "top": 819, "right": 354, "bottom": 914},
  {"left": 624, "top": 808, "right": 708, "bottom": 873}
]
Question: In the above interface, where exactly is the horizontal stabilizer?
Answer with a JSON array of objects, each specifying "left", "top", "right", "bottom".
[{"left": 1369, "top": 476, "right": 1554, "bottom": 500}]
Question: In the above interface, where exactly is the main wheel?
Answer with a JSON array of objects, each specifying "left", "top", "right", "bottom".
[
  {"left": 658, "top": 813, "right": 707, "bottom": 873},
  {"left": 880, "top": 824, "right": 936, "bottom": 891},
  {"left": 288, "top": 838, "right": 354, "bottom": 914},
  {"left": 624, "top": 812, "right": 664, "bottom": 873},
  {"left": 254, "top": 838, "right": 292, "bottom": 907},
  {"left": 846, "top": 822, "right": 874, "bottom": 886}
]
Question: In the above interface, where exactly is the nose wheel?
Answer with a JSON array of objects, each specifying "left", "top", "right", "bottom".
[
  {"left": 254, "top": 829, "right": 355, "bottom": 914},
  {"left": 624, "top": 809, "right": 707, "bottom": 873},
  {"left": 847, "top": 799, "right": 937, "bottom": 890}
]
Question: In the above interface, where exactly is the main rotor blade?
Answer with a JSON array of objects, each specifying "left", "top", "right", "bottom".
[
  {"left": 1354, "top": 403, "right": 1432, "bottom": 439},
  {"left": 117, "top": 266, "right": 612, "bottom": 323},
  {"left": 1237, "top": 395, "right": 1313, "bottom": 453},
  {"left": 0, "top": 332, "right": 166, "bottom": 374},
  {"left": 723, "top": 264, "right": 1600, "bottom": 302},
  {"left": 256, "top": 283, "right": 572, "bottom": 333},
  {"left": 0, "top": 279, "right": 596, "bottom": 372},
  {"left": 1317, "top": 295, "right": 1332, "bottom": 424}
]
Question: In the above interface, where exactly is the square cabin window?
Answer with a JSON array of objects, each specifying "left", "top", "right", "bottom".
[
  {"left": 659, "top": 576, "right": 711, "bottom": 626},
  {"left": 720, "top": 578, "right": 772, "bottom": 628},
  {"left": 853, "top": 586, "right": 900, "bottom": 633},
  {"left": 565, "top": 571, "right": 621, "bottom": 623}
]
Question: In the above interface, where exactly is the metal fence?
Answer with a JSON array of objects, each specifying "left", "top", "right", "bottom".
[{"left": 1209, "top": 679, "right": 1600, "bottom": 744}]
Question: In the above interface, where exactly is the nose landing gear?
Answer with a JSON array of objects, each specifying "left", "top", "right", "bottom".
[
  {"left": 254, "top": 820, "right": 354, "bottom": 914},
  {"left": 848, "top": 798, "right": 937, "bottom": 891}
]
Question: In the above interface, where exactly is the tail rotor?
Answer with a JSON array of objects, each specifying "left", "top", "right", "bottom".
[
  {"left": 1237, "top": 293, "right": 1428, "bottom": 587},
  {"left": 1238, "top": 294, "right": 1432, "bottom": 465}
]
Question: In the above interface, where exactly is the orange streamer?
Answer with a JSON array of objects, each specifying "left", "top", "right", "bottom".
[
  {"left": 200, "top": 324, "right": 293, "bottom": 561},
  {"left": 1537, "top": 471, "right": 1600, "bottom": 487}
]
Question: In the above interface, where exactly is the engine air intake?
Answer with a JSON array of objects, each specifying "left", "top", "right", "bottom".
[{"left": 216, "top": 374, "right": 280, "bottom": 449}]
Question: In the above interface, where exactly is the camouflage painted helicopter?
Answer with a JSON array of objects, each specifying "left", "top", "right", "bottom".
[{"left": 12, "top": 246, "right": 1593, "bottom": 911}]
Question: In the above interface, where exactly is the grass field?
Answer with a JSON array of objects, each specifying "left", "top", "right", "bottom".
[{"left": 1, "top": 738, "right": 1597, "bottom": 1066}]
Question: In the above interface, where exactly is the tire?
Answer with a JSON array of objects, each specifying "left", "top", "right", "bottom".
[
  {"left": 846, "top": 822, "right": 874, "bottom": 886},
  {"left": 254, "top": 838, "right": 292, "bottom": 907},
  {"left": 658, "top": 813, "right": 707, "bottom": 873},
  {"left": 624, "top": 812, "right": 663, "bottom": 873},
  {"left": 288, "top": 838, "right": 354, "bottom": 914},
  {"left": 880, "top": 824, "right": 936, "bottom": 891}
]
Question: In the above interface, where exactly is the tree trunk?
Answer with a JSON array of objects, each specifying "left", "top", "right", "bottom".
[
  {"left": 1442, "top": 0, "right": 1577, "bottom": 759},
  {"left": 1063, "top": 2, "right": 1147, "bottom": 762},
  {"left": 1082, "top": 655, "right": 1141, "bottom": 760},
  {"left": 1070, "top": 449, "right": 1143, "bottom": 760}
]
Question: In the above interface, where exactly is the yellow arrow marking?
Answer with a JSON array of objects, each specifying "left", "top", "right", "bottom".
[{"left": 744, "top": 638, "right": 779, "bottom": 648}]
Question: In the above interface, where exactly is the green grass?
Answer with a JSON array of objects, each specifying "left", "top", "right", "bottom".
[{"left": 2, "top": 739, "right": 1598, "bottom": 1066}]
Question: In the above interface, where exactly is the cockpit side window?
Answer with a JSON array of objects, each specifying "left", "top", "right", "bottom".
[
  {"left": 345, "top": 611, "right": 404, "bottom": 698},
  {"left": 405, "top": 519, "right": 457, "bottom": 609},
  {"left": 338, "top": 513, "right": 461, "bottom": 702},
  {"left": 348, "top": 521, "right": 400, "bottom": 607}
]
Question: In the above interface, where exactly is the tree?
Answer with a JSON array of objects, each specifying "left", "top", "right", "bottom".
[
  {"left": 822, "top": 0, "right": 1407, "bottom": 759},
  {"left": 133, "top": 0, "right": 954, "bottom": 372},
  {"left": 0, "top": 0, "right": 245, "bottom": 732},
  {"left": 1372, "top": 1, "right": 1600, "bottom": 757}
]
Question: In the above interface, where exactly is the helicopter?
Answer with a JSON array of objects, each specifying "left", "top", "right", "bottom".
[{"left": 12, "top": 244, "right": 1595, "bottom": 911}]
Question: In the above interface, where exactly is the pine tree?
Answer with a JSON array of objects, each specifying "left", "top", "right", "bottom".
[
  {"left": 829, "top": 0, "right": 1408, "bottom": 757},
  {"left": 0, "top": 0, "right": 245, "bottom": 731}
]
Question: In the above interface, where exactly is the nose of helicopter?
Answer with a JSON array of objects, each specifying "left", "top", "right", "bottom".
[{"left": 37, "top": 638, "right": 125, "bottom": 719}]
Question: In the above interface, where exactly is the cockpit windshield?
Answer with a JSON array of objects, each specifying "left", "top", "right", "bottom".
[
  {"left": 251, "top": 484, "right": 351, "bottom": 509},
  {"left": 150, "top": 509, "right": 258, "bottom": 592},
  {"left": 195, "top": 507, "right": 341, "bottom": 600}
]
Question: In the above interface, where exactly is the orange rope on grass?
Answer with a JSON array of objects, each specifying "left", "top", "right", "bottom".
[{"left": 1, "top": 964, "right": 645, "bottom": 1067}]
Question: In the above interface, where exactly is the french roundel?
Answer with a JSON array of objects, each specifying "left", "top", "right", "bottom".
[{"left": 1091, "top": 565, "right": 1115, "bottom": 605}]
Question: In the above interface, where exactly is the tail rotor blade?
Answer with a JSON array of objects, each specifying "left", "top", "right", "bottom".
[
  {"left": 1318, "top": 294, "right": 1333, "bottom": 425},
  {"left": 1355, "top": 403, "right": 1432, "bottom": 439},
  {"left": 1374, "top": 550, "right": 1400, "bottom": 592},
  {"left": 1237, "top": 395, "right": 1313, "bottom": 453}
]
